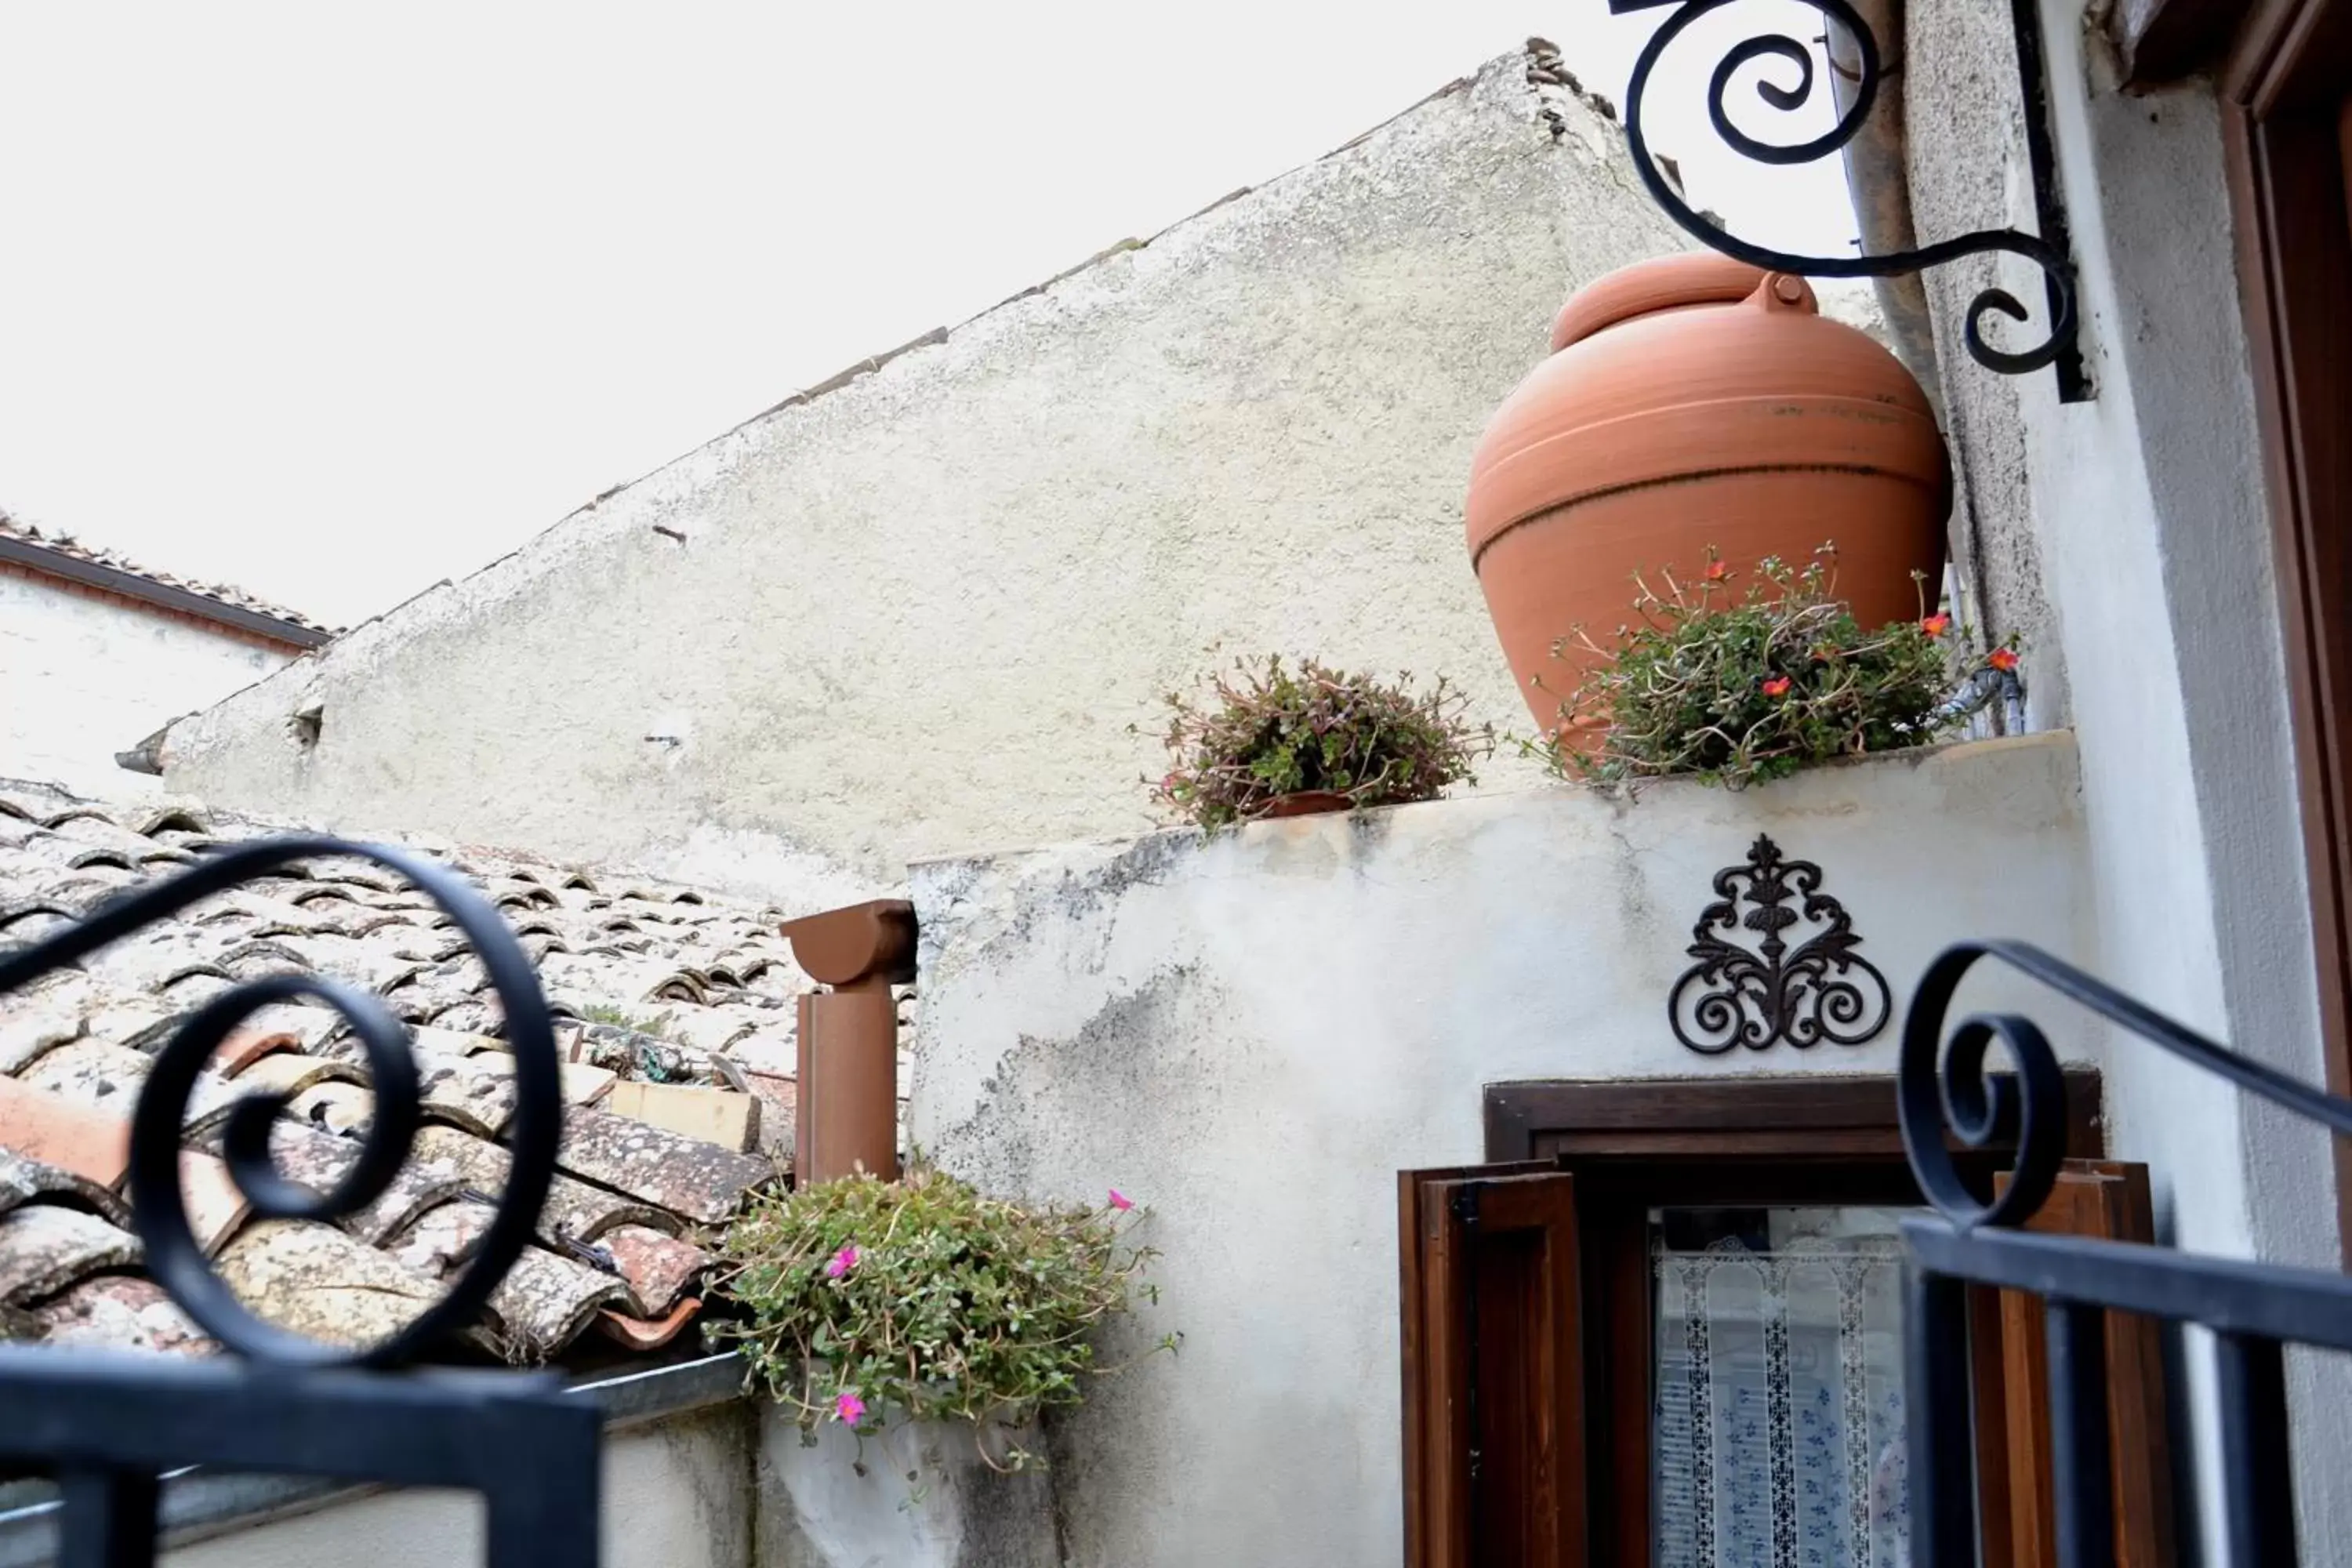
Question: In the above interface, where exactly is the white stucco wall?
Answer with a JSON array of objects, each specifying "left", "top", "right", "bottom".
[
  {"left": 153, "top": 48, "right": 1695, "bottom": 910},
  {"left": 0, "top": 572, "right": 292, "bottom": 797},
  {"left": 1904, "top": 2, "right": 2350, "bottom": 1557},
  {"left": 907, "top": 735, "right": 2094, "bottom": 1568},
  {"left": 159, "top": 1402, "right": 754, "bottom": 1568}
]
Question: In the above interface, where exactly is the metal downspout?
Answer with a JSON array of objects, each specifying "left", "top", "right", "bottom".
[{"left": 1825, "top": 0, "right": 1944, "bottom": 420}]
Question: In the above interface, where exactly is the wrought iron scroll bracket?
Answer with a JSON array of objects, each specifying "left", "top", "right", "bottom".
[
  {"left": 1609, "top": 0, "right": 2090, "bottom": 402},
  {"left": 0, "top": 836, "right": 597, "bottom": 1568}
]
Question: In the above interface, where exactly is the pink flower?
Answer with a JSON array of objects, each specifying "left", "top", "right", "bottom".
[
  {"left": 1761, "top": 676, "right": 1792, "bottom": 699},
  {"left": 826, "top": 1243, "right": 858, "bottom": 1279},
  {"left": 1920, "top": 612, "right": 1952, "bottom": 637},
  {"left": 1107, "top": 1189, "right": 1134, "bottom": 1212},
  {"left": 834, "top": 1391, "right": 866, "bottom": 1425}
]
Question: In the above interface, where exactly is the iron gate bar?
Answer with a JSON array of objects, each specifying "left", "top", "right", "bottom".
[
  {"left": 1607, "top": 0, "right": 2089, "bottom": 398},
  {"left": 1896, "top": 937, "right": 2352, "bottom": 1566},
  {"left": 0, "top": 836, "right": 597, "bottom": 1568}
]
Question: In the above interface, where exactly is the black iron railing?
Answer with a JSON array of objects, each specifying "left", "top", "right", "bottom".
[
  {"left": 0, "top": 838, "right": 597, "bottom": 1568},
  {"left": 1897, "top": 939, "right": 2352, "bottom": 1565}
]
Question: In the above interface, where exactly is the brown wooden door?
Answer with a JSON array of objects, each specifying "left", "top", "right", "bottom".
[{"left": 1400, "top": 1166, "right": 1586, "bottom": 1568}]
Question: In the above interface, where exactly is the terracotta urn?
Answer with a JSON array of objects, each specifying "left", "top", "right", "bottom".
[{"left": 1465, "top": 253, "right": 1949, "bottom": 741}]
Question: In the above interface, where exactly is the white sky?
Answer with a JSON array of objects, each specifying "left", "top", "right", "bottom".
[{"left": 0, "top": 3, "right": 1854, "bottom": 628}]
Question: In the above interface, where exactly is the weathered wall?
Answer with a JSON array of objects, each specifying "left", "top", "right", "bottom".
[
  {"left": 907, "top": 736, "right": 2093, "bottom": 1568},
  {"left": 154, "top": 48, "right": 1691, "bottom": 909},
  {"left": 162, "top": 1402, "right": 755, "bottom": 1568},
  {"left": 0, "top": 570, "right": 291, "bottom": 797},
  {"left": 1904, "top": 1, "right": 2350, "bottom": 1556}
]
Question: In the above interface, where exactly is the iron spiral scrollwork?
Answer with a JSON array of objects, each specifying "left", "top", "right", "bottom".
[
  {"left": 0, "top": 836, "right": 561, "bottom": 1368},
  {"left": 1896, "top": 938, "right": 2352, "bottom": 1230},
  {"left": 1610, "top": 0, "right": 2081, "bottom": 383},
  {"left": 1669, "top": 833, "right": 1891, "bottom": 1054}
]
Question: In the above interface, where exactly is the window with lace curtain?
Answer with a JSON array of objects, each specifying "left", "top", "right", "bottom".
[
  {"left": 1400, "top": 1075, "right": 2168, "bottom": 1568},
  {"left": 1652, "top": 1207, "right": 1911, "bottom": 1568}
]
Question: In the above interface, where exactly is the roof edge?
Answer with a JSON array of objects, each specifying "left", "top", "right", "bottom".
[{"left": 0, "top": 535, "right": 332, "bottom": 651}]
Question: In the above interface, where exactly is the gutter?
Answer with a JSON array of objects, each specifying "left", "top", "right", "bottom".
[
  {"left": 0, "top": 1352, "right": 747, "bottom": 1566},
  {"left": 0, "top": 535, "right": 333, "bottom": 652}
]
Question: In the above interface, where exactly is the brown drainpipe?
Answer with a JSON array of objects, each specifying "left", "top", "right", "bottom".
[{"left": 779, "top": 899, "right": 916, "bottom": 1185}]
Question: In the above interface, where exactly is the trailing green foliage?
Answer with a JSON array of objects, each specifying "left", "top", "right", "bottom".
[
  {"left": 710, "top": 1170, "right": 1171, "bottom": 1472},
  {"left": 1536, "top": 546, "right": 2017, "bottom": 791},
  {"left": 1149, "top": 655, "right": 1494, "bottom": 829}
]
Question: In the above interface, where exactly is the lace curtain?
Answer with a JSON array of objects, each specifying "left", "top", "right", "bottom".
[{"left": 1654, "top": 1228, "right": 1911, "bottom": 1568}]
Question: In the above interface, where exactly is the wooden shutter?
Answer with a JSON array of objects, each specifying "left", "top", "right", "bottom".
[
  {"left": 1399, "top": 1164, "right": 1586, "bottom": 1568},
  {"left": 1993, "top": 1160, "right": 2176, "bottom": 1568}
]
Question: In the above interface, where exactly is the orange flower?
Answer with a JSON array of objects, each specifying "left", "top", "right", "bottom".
[
  {"left": 1920, "top": 612, "right": 1951, "bottom": 637},
  {"left": 1987, "top": 647, "right": 2020, "bottom": 673},
  {"left": 1705, "top": 561, "right": 1731, "bottom": 582},
  {"left": 1761, "top": 676, "right": 1792, "bottom": 698}
]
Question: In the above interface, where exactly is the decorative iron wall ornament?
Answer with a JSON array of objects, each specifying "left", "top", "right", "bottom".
[
  {"left": 1895, "top": 941, "right": 2352, "bottom": 1563},
  {"left": 0, "top": 837, "right": 597, "bottom": 1567},
  {"left": 1610, "top": 0, "right": 2089, "bottom": 401},
  {"left": 1668, "top": 833, "right": 1892, "bottom": 1053}
]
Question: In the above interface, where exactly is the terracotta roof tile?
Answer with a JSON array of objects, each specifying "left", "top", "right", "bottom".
[
  {"left": 32, "top": 1276, "right": 216, "bottom": 1356},
  {"left": 556, "top": 1106, "right": 772, "bottom": 1225},
  {"left": 595, "top": 1296, "right": 702, "bottom": 1352},
  {"left": 0, "top": 1206, "right": 140, "bottom": 1306},
  {"left": 0, "top": 777, "right": 810, "bottom": 1367},
  {"left": 0, "top": 1148, "right": 129, "bottom": 1227},
  {"left": 216, "top": 1220, "right": 485, "bottom": 1352},
  {"left": 0, "top": 511, "right": 339, "bottom": 638}
]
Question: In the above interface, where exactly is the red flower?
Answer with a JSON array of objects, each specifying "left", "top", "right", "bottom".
[
  {"left": 1920, "top": 613, "right": 1952, "bottom": 637},
  {"left": 1987, "top": 647, "right": 2020, "bottom": 673},
  {"left": 1761, "top": 676, "right": 1793, "bottom": 698},
  {"left": 1705, "top": 561, "right": 1731, "bottom": 582}
]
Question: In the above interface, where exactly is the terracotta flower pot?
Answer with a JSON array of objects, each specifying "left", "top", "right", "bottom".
[
  {"left": 1465, "top": 253, "right": 1949, "bottom": 741},
  {"left": 1256, "top": 791, "right": 1356, "bottom": 820}
]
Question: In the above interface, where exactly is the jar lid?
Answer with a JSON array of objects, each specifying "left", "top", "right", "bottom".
[{"left": 1549, "top": 253, "right": 1778, "bottom": 352}]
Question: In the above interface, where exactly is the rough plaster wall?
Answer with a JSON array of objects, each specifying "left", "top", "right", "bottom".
[
  {"left": 1901, "top": 0, "right": 2069, "bottom": 727},
  {"left": 1907, "top": 2, "right": 2350, "bottom": 1556},
  {"left": 0, "top": 574, "right": 289, "bottom": 797},
  {"left": 908, "top": 738, "right": 2093, "bottom": 1568},
  {"left": 157, "top": 49, "right": 1690, "bottom": 909},
  {"left": 161, "top": 1403, "right": 755, "bottom": 1568}
]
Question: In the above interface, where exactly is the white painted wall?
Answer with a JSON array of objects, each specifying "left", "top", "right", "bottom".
[
  {"left": 0, "top": 572, "right": 292, "bottom": 797},
  {"left": 161, "top": 1403, "right": 753, "bottom": 1568},
  {"left": 908, "top": 736, "right": 2095, "bottom": 1568},
  {"left": 1904, "top": 2, "right": 2350, "bottom": 1556},
  {"left": 152, "top": 48, "right": 1696, "bottom": 910}
]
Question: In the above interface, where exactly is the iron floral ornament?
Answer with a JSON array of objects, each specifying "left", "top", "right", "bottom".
[{"left": 1669, "top": 833, "right": 1891, "bottom": 1054}]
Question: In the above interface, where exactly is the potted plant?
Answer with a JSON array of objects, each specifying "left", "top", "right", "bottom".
[
  {"left": 1533, "top": 546, "right": 2019, "bottom": 791},
  {"left": 1465, "top": 255, "right": 1949, "bottom": 735},
  {"left": 1149, "top": 655, "right": 1494, "bottom": 828},
  {"left": 710, "top": 1170, "right": 1172, "bottom": 1561}
]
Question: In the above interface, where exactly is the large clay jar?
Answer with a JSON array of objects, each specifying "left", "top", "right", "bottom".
[{"left": 1465, "top": 253, "right": 1949, "bottom": 741}]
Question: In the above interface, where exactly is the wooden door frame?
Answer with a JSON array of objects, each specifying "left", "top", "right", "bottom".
[
  {"left": 2217, "top": 0, "right": 2352, "bottom": 1252},
  {"left": 1481, "top": 1074, "right": 2106, "bottom": 1567},
  {"left": 2111, "top": 0, "right": 2352, "bottom": 1254}
]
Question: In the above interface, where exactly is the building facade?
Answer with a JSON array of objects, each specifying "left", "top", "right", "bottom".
[
  {"left": 0, "top": 517, "right": 331, "bottom": 796},
  {"left": 148, "top": 48, "right": 1725, "bottom": 905}
]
